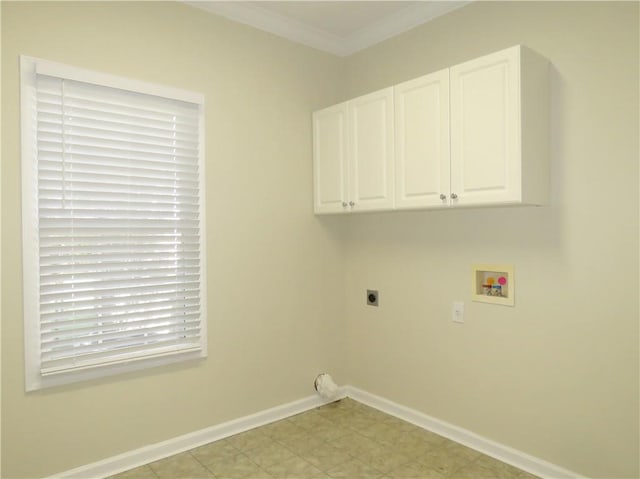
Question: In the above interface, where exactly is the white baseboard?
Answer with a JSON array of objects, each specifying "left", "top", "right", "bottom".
[
  {"left": 47, "top": 386, "right": 583, "bottom": 479},
  {"left": 46, "top": 389, "right": 347, "bottom": 479},
  {"left": 345, "top": 386, "right": 585, "bottom": 479}
]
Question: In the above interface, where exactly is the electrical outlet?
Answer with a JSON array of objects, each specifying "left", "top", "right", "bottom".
[
  {"left": 367, "top": 290, "right": 379, "bottom": 307},
  {"left": 452, "top": 301, "right": 464, "bottom": 323}
]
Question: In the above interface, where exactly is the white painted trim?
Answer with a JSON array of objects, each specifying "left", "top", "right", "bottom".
[
  {"left": 184, "top": 1, "right": 346, "bottom": 56},
  {"left": 0, "top": 6, "right": 3, "bottom": 476},
  {"left": 45, "top": 390, "right": 347, "bottom": 479},
  {"left": 46, "top": 386, "right": 584, "bottom": 479},
  {"left": 344, "top": 2, "right": 471, "bottom": 56},
  {"left": 183, "top": 1, "right": 471, "bottom": 57},
  {"left": 344, "top": 386, "right": 586, "bottom": 479},
  {"left": 32, "top": 56, "right": 204, "bottom": 104}
]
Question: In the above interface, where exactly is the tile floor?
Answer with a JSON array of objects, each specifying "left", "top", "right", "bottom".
[{"left": 109, "top": 398, "right": 540, "bottom": 479}]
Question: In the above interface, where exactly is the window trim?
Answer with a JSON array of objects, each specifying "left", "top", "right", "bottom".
[{"left": 20, "top": 56, "right": 207, "bottom": 391}]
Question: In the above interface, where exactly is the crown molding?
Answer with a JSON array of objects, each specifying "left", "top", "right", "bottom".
[
  {"left": 184, "top": 1, "right": 347, "bottom": 55},
  {"left": 184, "top": 1, "right": 471, "bottom": 57},
  {"left": 344, "top": 1, "right": 470, "bottom": 56}
]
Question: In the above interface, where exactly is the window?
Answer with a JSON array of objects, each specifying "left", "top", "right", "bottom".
[{"left": 20, "top": 56, "right": 207, "bottom": 391}]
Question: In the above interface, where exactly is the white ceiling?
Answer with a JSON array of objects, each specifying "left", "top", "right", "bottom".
[{"left": 186, "top": 1, "right": 470, "bottom": 56}]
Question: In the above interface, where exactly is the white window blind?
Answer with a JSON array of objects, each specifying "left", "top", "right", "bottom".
[{"left": 21, "top": 57, "right": 207, "bottom": 390}]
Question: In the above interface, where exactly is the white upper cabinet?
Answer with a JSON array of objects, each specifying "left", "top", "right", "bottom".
[
  {"left": 312, "top": 103, "right": 348, "bottom": 214},
  {"left": 349, "top": 88, "right": 395, "bottom": 212},
  {"left": 312, "top": 45, "right": 549, "bottom": 214},
  {"left": 394, "top": 69, "right": 450, "bottom": 209},
  {"left": 313, "top": 88, "right": 394, "bottom": 214},
  {"left": 449, "top": 45, "right": 549, "bottom": 206}
]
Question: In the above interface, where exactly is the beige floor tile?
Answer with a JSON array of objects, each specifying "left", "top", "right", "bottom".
[
  {"left": 238, "top": 470, "right": 274, "bottom": 479},
  {"left": 107, "top": 465, "right": 158, "bottom": 479},
  {"left": 325, "top": 411, "right": 367, "bottom": 429},
  {"left": 416, "top": 447, "right": 473, "bottom": 476},
  {"left": 191, "top": 440, "right": 240, "bottom": 467},
  {"left": 263, "top": 456, "right": 328, "bottom": 478},
  {"left": 297, "top": 442, "right": 352, "bottom": 471},
  {"left": 149, "top": 452, "right": 215, "bottom": 479},
  {"left": 355, "top": 406, "right": 393, "bottom": 423},
  {"left": 287, "top": 410, "right": 334, "bottom": 431},
  {"left": 315, "top": 405, "right": 344, "bottom": 420},
  {"left": 356, "top": 445, "right": 413, "bottom": 473},
  {"left": 389, "top": 431, "right": 441, "bottom": 458},
  {"left": 227, "top": 429, "right": 273, "bottom": 452},
  {"left": 341, "top": 413, "right": 381, "bottom": 433},
  {"left": 360, "top": 422, "right": 406, "bottom": 446},
  {"left": 260, "top": 420, "right": 307, "bottom": 440},
  {"left": 276, "top": 431, "right": 327, "bottom": 455},
  {"left": 385, "top": 461, "right": 446, "bottom": 479},
  {"left": 407, "top": 428, "right": 448, "bottom": 448},
  {"left": 244, "top": 442, "right": 298, "bottom": 468},
  {"left": 325, "top": 457, "right": 385, "bottom": 479},
  {"left": 204, "top": 452, "right": 264, "bottom": 479},
  {"left": 380, "top": 416, "right": 421, "bottom": 434},
  {"left": 306, "top": 420, "right": 352, "bottom": 442},
  {"left": 328, "top": 432, "right": 381, "bottom": 457},
  {"left": 454, "top": 461, "right": 522, "bottom": 479}
]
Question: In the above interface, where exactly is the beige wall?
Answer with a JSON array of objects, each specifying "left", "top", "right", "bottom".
[
  {"left": 1, "top": 2, "right": 346, "bottom": 478},
  {"left": 0, "top": 3, "right": 3, "bottom": 477},
  {"left": 2, "top": 2, "right": 639, "bottom": 479},
  {"left": 342, "top": 2, "right": 639, "bottom": 479}
]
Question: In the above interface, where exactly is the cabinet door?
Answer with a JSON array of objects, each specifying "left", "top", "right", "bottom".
[
  {"left": 450, "top": 46, "right": 521, "bottom": 206},
  {"left": 394, "top": 70, "right": 450, "bottom": 209},
  {"left": 348, "top": 88, "right": 395, "bottom": 212},
  {"left": 312, "top": 103, "right": 349, "bottom": 214}
]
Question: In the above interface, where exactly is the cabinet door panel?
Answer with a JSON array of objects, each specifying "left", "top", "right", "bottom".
[
  {"left": 450, "top": 47, "right": 521, "bottom": 206},
  {"left": 312, "top": 104, "right": 349, "bottom": 214},
  {"left": 349, "top": 88, "right": 394, "bottom": 212},
  {"left": 394, "top": 70, "right": 450, "bottom": 209}
]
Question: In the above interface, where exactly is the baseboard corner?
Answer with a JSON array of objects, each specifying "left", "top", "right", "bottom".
[
  {"left": 46, "top": 389, "right": 345, "bottom": 479},
  {"left": 344, "top": 385, "right": 585, "bottom": 479}
]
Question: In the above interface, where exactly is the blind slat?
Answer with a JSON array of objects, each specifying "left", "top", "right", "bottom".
[
  {"left": 40, "top": 249, "right": 201, "bottom": 263},
  {"left": 38, "top": 178, "right": 200, "bottom": 198},
  {"left": 37, "top": 149, "right": 200, "bottom": 169},
  {"left": 41, "top": 300, "right": 201, "bottom": 328},
  {"left": 41, "top": 318, "right": 201, "bottom": 349},
  {"left": 41, "top": 291, "right": 201, "bottom": 319},
  {"left": 37, "top": 113, "right": 200, "bottom": 140},
  {"left": 40, "top": 268, "right": 201, "bottom": 289},
  {"left": 38, "top": 159, "right": 200, "bottom": 182},
  {"left": 40, "top": 277, "right": 201, "bottom": 300}
]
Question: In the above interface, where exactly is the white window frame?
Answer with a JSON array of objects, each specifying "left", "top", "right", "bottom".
[{"left": 20, "top": 56, "right": 207, "bottom": 391}]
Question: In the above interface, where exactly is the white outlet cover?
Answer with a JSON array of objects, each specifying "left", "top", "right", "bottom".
[{"left": 453, "top": 301, "right": 464, "bottom": 323}]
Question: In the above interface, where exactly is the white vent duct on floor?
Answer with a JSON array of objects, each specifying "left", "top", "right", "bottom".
[{"left": 314, "top": 373, "right": 339, "bottom": 401}]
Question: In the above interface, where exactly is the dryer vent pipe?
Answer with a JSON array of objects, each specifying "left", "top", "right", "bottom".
[{"left": 314, "top": 373, "right": 339, "bottom": 401}]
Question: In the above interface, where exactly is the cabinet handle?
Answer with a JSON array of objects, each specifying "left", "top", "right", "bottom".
[
  {"left": 342, "top": 202, "right": 348, "bottom": 207},
  {"left": 349, "top": 201, "right": 355, "bottom": 207},
  {"left": 450, "top": 193, "right": 458, "bottom": 200},
  {"left": 439, "top": 194, "right": 446, "bottom": 200}
]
